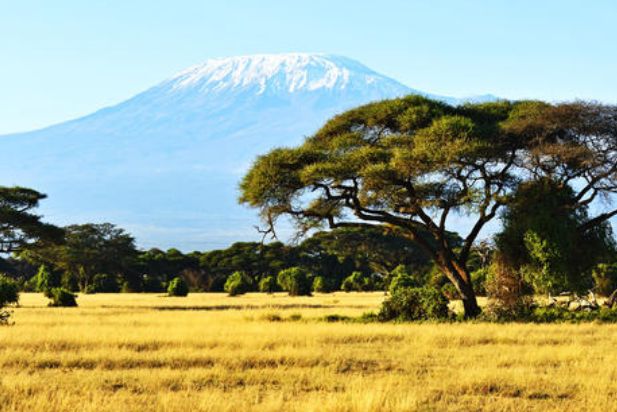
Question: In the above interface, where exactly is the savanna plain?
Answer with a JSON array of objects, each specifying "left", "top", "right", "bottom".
[{"left": 1, "top": 292, "right": 616, "bottom": 412}]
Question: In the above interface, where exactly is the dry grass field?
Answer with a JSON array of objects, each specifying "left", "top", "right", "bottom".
[{"left": 1, "top": 292, "right": 617, "bottom": 411}]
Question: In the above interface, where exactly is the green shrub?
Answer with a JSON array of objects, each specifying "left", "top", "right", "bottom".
[
  {"left": 0, "top": 275, "right": 19, "bottom": 308},
  {"left": 471, "top": 267, "right": 489, "bottom": 296},
  {"left": 87, "top": 273, "right": 121, "bottom": 293},
  {"left": 224, "top": 271, "right": 253, "bottom": 296},
  {"left": 167, "top": 277, "right": 189, "bottom": 297},
  {"left": 47, "top": 288, "right": 78, "bottom": 307},
  {"left": 312, "top": 276, "right": 333, "bottom": 293},
  {"left": 388, "top": 265, "right": 421, "bottom": 294},
  {"left": 341, "top": 271, "right": 373, "bottom": 292},
  {"left": 258, "top": 276, "right": 278, "bottom": 293},
  {"left": 35, "top": 265, "right": 61, "bottom": 292},
  {"left": 592, "top": 263, "right": 617, "bottom": 296},
  {"left": 527, "top": 306, "right": 617, "bottom": 323},
  {"left": 378, "top": 286, "right": 449, "bottom": 322},
  {"left": 277, "top": 267, "right": 311, "bottom": 296}
]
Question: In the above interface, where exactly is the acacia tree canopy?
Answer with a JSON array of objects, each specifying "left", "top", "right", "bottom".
[
  {"left": 0, "top": 186, "right": 63, "bottom": 253},
  {"left": 240, "top": 95, "right": 617, "bottom": 317}
]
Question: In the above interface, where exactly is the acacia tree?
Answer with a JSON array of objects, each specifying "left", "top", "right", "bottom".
[
  {"left": 0, "top": 186, "right": 63, "bottom": 253},
  {"left": 21, "top": 223, "right": 138, "bottom": 292},
  {"left": 240, "top": 96, "right": 617, "bottom": 317}
]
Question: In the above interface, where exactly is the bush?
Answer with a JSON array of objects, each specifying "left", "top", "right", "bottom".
[
  {"left": 47, "top": 288, "right": 78, "bottom": 307},
  {"left": 0, "top": 275, "right": 19, "bottom": 308},
  {"left": 592, "top": 263, "right": 617, "bottom": 296},
  {"left": 258, "top": 276, "right": 278, "bottom": 293},
  {"left": 167, "top": 277, "right": 189, "bottom": 297},
  {"left": 35, "top": 265, "right": 61, "bottom": 292},
  {"left": 87, "top": 273, "right": 121, "bottom": 293},
  {"left": 312, "top": 276, "right": 333, "bottom": 293},
  {"left": 388, "top": 265, "right": 421, "bottom": 294},
  {"left": 341, "top": 271, "right": 374, "bottom": 292},
  {"left": 485, "top": 254, "right": 533, "bottom": 320},
  {"left": 471, "top": 267, "right": 489, "bottom": 296},
  {"left": 378, "top": 286, "right": 450, "bottom": 322},
  {"left": 224, "top": 271, "right": 253, "bottom": 296},
  {"left": 277, "top": 267, "right": 312, "bottom": 296}
]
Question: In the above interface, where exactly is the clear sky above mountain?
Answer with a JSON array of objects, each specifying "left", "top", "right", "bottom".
[{"left": 1, "top": 0, "right": 616, "bottom": 134}]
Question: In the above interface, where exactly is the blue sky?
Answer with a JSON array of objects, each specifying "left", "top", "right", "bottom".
[{"left": 1, "top": 0, "right": 616, "bottom": 134}]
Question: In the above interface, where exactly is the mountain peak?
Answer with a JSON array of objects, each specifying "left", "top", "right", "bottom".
[{"left": 164, "top": 53, "right": 401, "bottom": 95}]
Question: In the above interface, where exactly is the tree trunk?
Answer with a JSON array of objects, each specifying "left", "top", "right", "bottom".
[{"left": 438, "top": 257, "right": 481, "bottom": 318}]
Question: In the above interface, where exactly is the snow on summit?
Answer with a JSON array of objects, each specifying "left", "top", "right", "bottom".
[{"left": 167, "top": 53, "right": 394, "bottom": 94}]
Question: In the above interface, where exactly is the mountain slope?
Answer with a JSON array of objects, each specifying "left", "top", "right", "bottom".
[{"left": 0, "top": 53, "right": 493, "bottom": 250}]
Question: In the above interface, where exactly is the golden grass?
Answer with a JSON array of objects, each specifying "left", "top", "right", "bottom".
[{"left": 1, "top": 292, "right": 617, "bottom": 411}]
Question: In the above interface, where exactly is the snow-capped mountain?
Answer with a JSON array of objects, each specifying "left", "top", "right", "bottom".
[{"left": 0, "top": 53, "right": 495, "bottom": 250}]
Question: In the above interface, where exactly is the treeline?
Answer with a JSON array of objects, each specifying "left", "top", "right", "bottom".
[{"left": 2, "top": 223, "right": 467, "bottom": 294}]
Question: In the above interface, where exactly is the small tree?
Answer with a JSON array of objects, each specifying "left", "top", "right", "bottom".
[
  {"left": 0, "top": 275, "right": 19, "bottom": 324},
  {"left": 379, "top": 286, "right": 449, "bottom": 321},
  {"left": 312, "top": 276, "right": 333, "bottom": 293},
  {"left": 388, "top": 265, "right": 421, "bottom": 294},
  {"left": 258, "top": 275, "right": 278, "bottom": 293},
  {"left": 341, "top": 271, "right": 374, "bottom": 292},
  {"left": 485, "top": 254, "right": 532, "bottom": 319},
  {"left": 88, "top": 273, "right": 121, "bottom": 293},
  {"left": 35, "top": 264, "right": 61, "bottom": 293},
  {"left": 277, "top": 267, "right": 312, "bottom": 296},
  {"left": 47, "top": 288, "right": 77, "bottom": 307},
  {"left": 224, "top": 271, "right": 253, "bottom": 296},
  {"left": 592, "top": 263, "right": 617, "bottom": 296},
  {"left": 167, "top": 277, "right": 189, "bottom": 297}
]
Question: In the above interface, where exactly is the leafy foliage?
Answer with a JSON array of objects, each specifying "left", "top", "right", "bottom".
[
  {"left": 388, "top": 264, "right": 422, "bottom": 294},
  {"left": 378, "top": 287, "right": 450, "bottom": 322},
  {"left": 167, "top": 277, "right": 189, "bottom": 297},
  {"left": 21, "top": 223, "right": 139, "bottom": 292},
  {"left": 240, "top": 96, "right": 617, "bottom": 317},
  {"left": 312, "top": 276, "right": 334, "bottom": 293},
  {"left": 224, "top": 271, "right": 253, "bottom": 296},
  {"left": 258, "top": 276, "right": 278, "bottom": 293},
  {"left": 46, "top": 288, "right": 77, "bottom": 307},
  {"left": 592, "top": 263, "right": 617, "bottom": 296},
  {"left": 277, "top": 267, "right": 312, "bottom": 296},
  {"left": 0, "top": 186, "right": 63, "bottom": 253},
  {"left": 496, "top": 179, "right": 615, "bottom": 295},
  {"left": 0, "top": 275, "right": 19, "bottom": 308},
  {"left": 341, "top": 271, "right": 374, "bottom": 292}
]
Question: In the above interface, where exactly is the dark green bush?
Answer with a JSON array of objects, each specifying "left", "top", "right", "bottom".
[
  {"left": 258, "top": 275, "right": 278, "bottom": 293},
  {"left": 471, "top": 267, "right": 489, "bottom": 296},
  {"left": 47, "top": 288, "right": 78, "bottom": 307},
  {"left": 312, "top": 276, "right": 333, "bottom": 293},
  {"left": 592, "top": 263, "right": 617, "bottom": 296},
  {"left": 167, "top": 277, "right": 189, "bottom": 297},
  {"left": 0, "top": 275, "right": 19, "bottom": 308},
  {"left": 341, "top": 271, "right": 373, "bottom": 292},
  {"left": 277, "top": 267, "right": 311, "bottom": 296},
  {"left": 224, "top": 271, "right": 253, "bottom": 296},
  {"left": 527, "top": 306, "right": 617, "bottom": 323},
  {"left": 388, "top": 265, "right": 421, "bottom": 294},
  {"left": 378, "top": 286, "right": 450, "bottom": 321},
  {"left": 35, "top": 265, "right": 61, "bottom": 292},
  {"left": 87, "top": 273, "right": 121, "bottom": 293}
]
